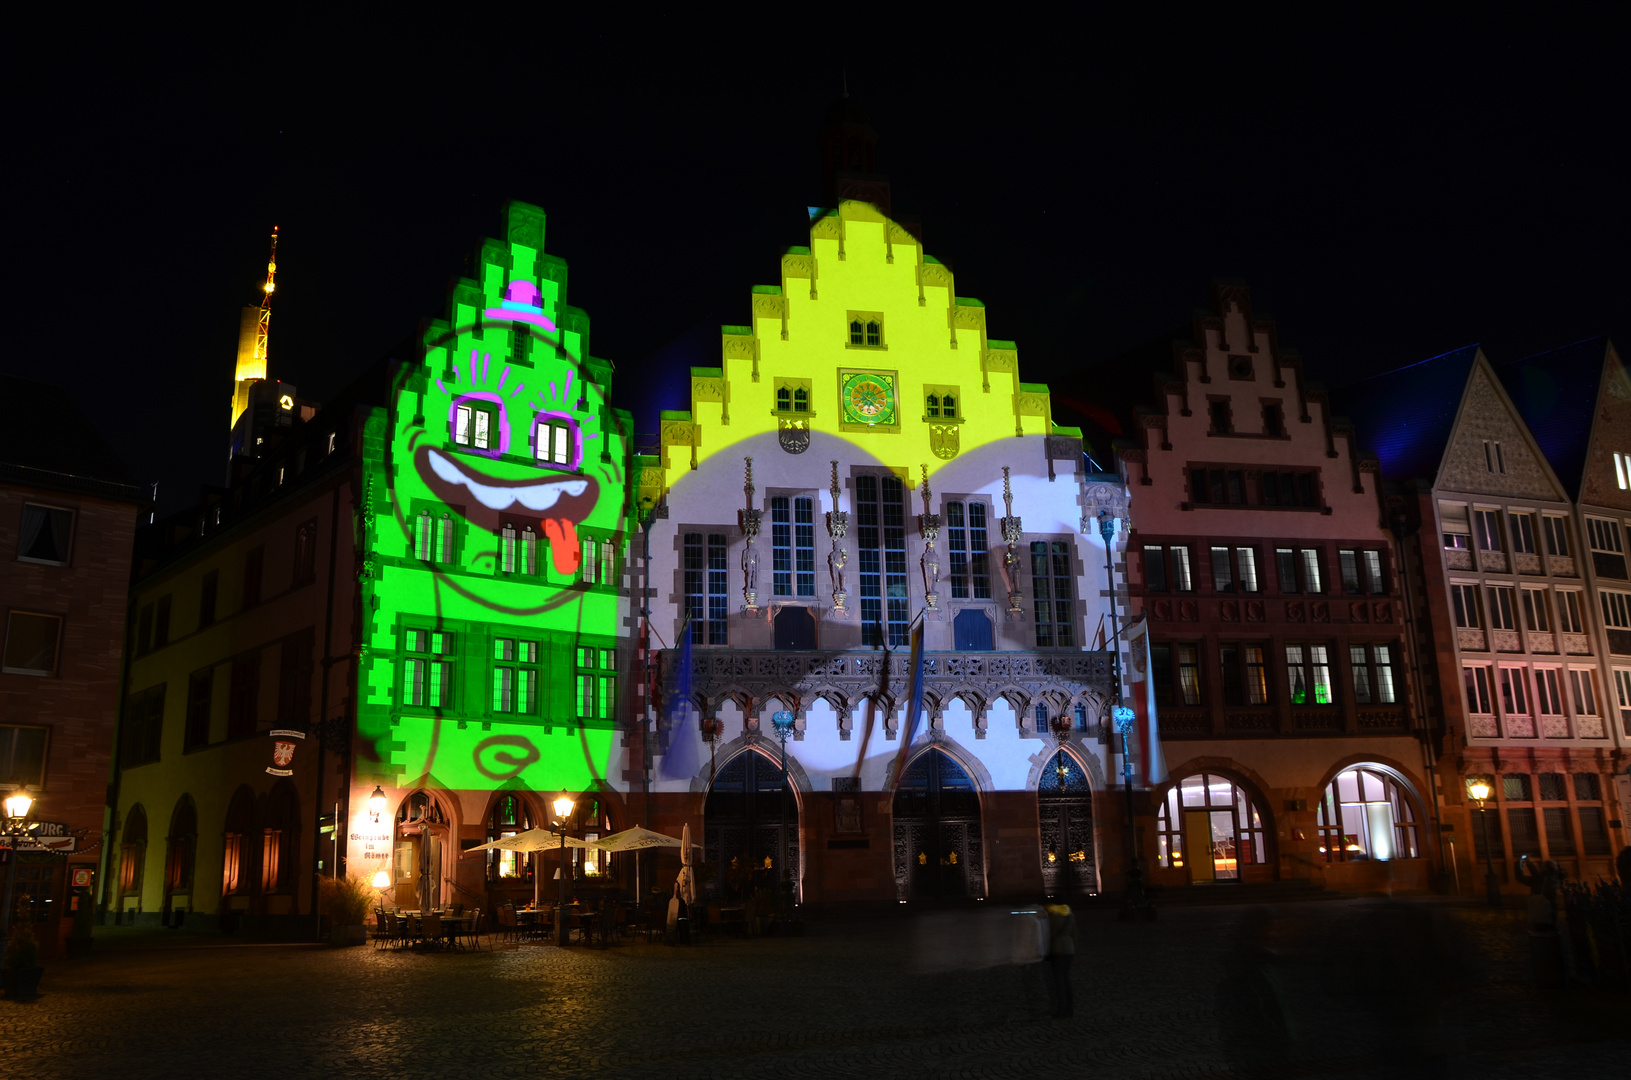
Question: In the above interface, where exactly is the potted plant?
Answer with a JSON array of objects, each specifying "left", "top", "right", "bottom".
[
  {"left": 318, "top": 873, "right": 375, "bottom": 946},
  {"left": 3, "top": 919, "right": 43, "bottom": 999}
]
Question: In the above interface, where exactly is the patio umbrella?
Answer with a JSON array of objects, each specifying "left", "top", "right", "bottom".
[
  {"left": 592, "top": 827, "right": 684, "bottom": 852},
  {"left": 468, "top": 829, "right": 593, "bottom": 907}
]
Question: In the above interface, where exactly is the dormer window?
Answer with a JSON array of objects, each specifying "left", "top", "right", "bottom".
[
  {"left": 1209, "top": 400, "right": 1232, "bottom": 435},
  {"left": 1263, "top": 403, "right": 1285, "bottom": 437},
  {"left": 773, "top": 378, "right": 813, "bottom": 416}
]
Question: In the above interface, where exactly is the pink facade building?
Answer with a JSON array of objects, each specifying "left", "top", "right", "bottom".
[{"left": 1104, "top": 282, "right": 1443, "bottom": 895}]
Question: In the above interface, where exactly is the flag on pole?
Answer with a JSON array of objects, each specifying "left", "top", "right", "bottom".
[
  {"left": 658, "top": 618, "right": 699, "bottom": 780},
  {"left": 1123, "top": 615, "right": 1167, "bottom": 787},
  {"left": 890, "top": 614, "right": 927, "bottom": 783}
]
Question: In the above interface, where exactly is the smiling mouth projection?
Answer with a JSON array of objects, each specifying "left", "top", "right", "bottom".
[{"left": 415, "top": 444, "right": 598, "bottom": 574}]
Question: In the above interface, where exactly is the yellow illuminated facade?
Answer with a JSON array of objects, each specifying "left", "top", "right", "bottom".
[{"left": 648, "top": 200, "right": 1070, "bottom": 502}]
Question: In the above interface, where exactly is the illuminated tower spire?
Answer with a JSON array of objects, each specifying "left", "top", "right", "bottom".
[{"left": 231, "top": 226, "right": 279, "bottom": 434}]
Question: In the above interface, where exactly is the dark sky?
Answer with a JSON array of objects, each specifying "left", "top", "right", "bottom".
[{"left": 8, "top": 11, "right": 1627, "bottom": 515}]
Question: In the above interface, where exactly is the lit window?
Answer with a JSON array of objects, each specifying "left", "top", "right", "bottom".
[
  {"left": 1031, "top": 540, "right": 1075, "bottom": 647},
  {"left": 770, "top": 496, "right": 816, "bottom": 598},
  {"left": 1350, "top": 644, "right": 1397, "bottom": 705},
  {"left": 1319, "top": 766, "right": 1420, "bottom": 862},
  {"left": 500, "top": 524, "right": 518, "bottom": 574},
  {"left": 534, "top": 420, "right": 572, "bottom": 466},
  {"left": 491, "top": 638, "right": 538, "bottom": 715},
  {"left": 455, "top": 404, "right": 495, "bottom": 449},
  {"left": 404, "top": 630, "right": 454, "bottom": 708},
  {"left": 1463, "top": 665, "right": 1494, "bottom": 714},
  {"left": 1287, "top": 644, "right": 1333, "bottom": 705},
  {"left": 1534, "top": 668, "right": 1565, "bottom": 715},
  {"left": 1616, "top": 452, "right": 1631, "bottom": 490},
  {"left": 1500, "top": 666, "right": 1529, "bottom": 715},
  {"left": 946, "top": 501, "right": 991, "bottom": 599},
  {"left": 1156, "top": 774, "right": 1267, "bottom": 877},
  {"left": 1220, "top": 643, "right": 1268, "bottom": 705}
]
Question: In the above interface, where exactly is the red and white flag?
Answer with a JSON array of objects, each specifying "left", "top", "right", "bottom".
[{"left": 1122, "top": 615, "right": 1168, "bottom": 787}]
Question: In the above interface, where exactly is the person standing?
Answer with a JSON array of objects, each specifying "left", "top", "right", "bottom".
[{"left": 1044, "top": 902, "right": 1076, "bottom": 1018}]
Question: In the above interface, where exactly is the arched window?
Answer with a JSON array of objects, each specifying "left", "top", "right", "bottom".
[
  {"left": 941, "top": 394, "right": 956, "bottom": 417},
  {"left": 520, "top": 527, "right": 537, "bottom": 575},
  {"left": 792, "top": 387, "right": 808, "bottom": 412},
  {"left": 486, "top": 794, "right": 533, "bottom": 883},
  {"left": 500, "top": 523, "right": 518, "bottom": 574},
  {"left": 865, "top": 321, "right": 881, "bottom": 346},
  {"left": 776, "top": 386, "right": 791, "bottom": 411},
  {"left": 222, "top": 785, "right": 256, "bottom": 896},
  {"left": 119, "top": 804, "right": 148, "bottom": 900},
  {"left": 1319, "top": 765, "right": 1420, "bottom": 861},
  {"left": 165, "top": 796, "right": 197, "bottom": 898},
  {"left": 414, "top": 511, "right": 432, "bottom": 560},
  {"left": 437, "top": 514, "right": 454, "bottom": 563},
  {"left": 1156, "top": 773, "right": 1268, "bottom": 881},
  {"left": 849, "top": 320, "right": 864, "bottom": 345},
  {"left": 263, "top": 781, "right": 300, "bottom": 894},
  {"left": 926, "top": 394, "right": 940, "bottom": 417}
]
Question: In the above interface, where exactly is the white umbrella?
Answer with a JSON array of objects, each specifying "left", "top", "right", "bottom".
[
  {"left": 592, "top": 827, "right": 684, "bottom": 852},
  {"left": 468, "top": 828, "right": 592, "bottom": 853}
]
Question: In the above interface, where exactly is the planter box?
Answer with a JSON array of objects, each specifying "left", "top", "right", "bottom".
[
  {"left": 330, "top": 925, "right": 368, "bottom": 947},
  {"left": 3, "top": 966, "right": 43, "bottom": 999}
]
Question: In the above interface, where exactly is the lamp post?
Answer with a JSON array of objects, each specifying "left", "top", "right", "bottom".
[
  {"left": 1098, "top": 510, "right": 1154, "bottom": 921},
  {"left": 552, "top": 793, "right": 575, "bottom": 944},
  {"left": 368, "top": 786, "right": 387, "bottom": 823},
  {"left": 0, "top": 790, "right": 38, "bottom": 969},
  {"left": 1465, "top": 777, "right": 1501, "bottom": 907},
  {"left": 771, "top": 710, "right": 796, "bottom": 922}
]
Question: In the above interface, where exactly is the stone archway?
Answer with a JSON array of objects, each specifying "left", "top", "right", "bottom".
[{"left": 892, "top": 747, "right": 986, "bottom": 901}]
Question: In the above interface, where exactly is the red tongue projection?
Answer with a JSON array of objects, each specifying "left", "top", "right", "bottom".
[{"left": 543, "top": 518, "right": 581, "bottom": 575}]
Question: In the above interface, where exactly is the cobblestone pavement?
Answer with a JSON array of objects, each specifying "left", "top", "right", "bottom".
[{"left": 2, "top": 899, "right": 1625, "bottom": 1080}]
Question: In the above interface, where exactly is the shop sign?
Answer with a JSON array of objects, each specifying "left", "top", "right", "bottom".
[
  {"left": 1, "top": 821, "right": 78, "bottom": 854},
  {"left": 267, "top": 729, "right": 306, "bottom": 776}
]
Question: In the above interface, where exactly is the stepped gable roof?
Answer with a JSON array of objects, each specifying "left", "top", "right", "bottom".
[
  {"left": 0, "top": 373, "right": 144, "bottom": 501},
  {"left": 1332, "top": 345, "right": 1481, "bottom": 484},
  {"left": 1495, "top": 337, "right": 1609, "bottom": 499}
]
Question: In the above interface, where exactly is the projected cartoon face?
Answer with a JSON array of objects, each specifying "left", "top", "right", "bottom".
[{"left": 387, "top": 279, "right": 620, "bottom": 616}]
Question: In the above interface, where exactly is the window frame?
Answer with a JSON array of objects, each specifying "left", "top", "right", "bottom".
[
  {"left": 16, "top": 503, "right": 75, "bottom": 566},
  {"left": 3, "top": 609, "right": 63, "bottom": 676},
  {"left": 845, "top": 311, "right": 887, "bottom": 349}
]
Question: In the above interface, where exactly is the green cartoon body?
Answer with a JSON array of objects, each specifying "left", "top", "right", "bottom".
[{"left": 357, "top": 204, "right": 627, "bottom": 796}]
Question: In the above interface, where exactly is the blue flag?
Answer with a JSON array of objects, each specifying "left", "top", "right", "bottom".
[{"left": 658, "top": 619, "right": 699, "bottom": 781}]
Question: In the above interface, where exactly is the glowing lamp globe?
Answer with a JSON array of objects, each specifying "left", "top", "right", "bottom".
[
  {"left": 1466, "top": 778, "right": 1492, "bottom": 804},
  {"left": 372, "top": 870, "right": 391, "bottom": 889},
  {"left": 3, "top": 792, "right": 33, "bottom": 821},
  {"left": 553, "top": 794, "right": 576, "bottom": 821},
  {"left": 368, "top": 786, "right": 388, "bottom": 818}
]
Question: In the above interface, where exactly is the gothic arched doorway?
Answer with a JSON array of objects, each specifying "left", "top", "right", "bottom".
[
  {"left": 704, "top": 750, "right": 799, "bottom": 900},
  {"left": 1039, "top": 750, "right": 1095, "bottom": 896},
  {"left": 893, "top": 748, "right": 985, "bottom": 900}
]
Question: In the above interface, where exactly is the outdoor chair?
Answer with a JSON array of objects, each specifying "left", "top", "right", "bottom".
[
  {"left": 463, "top": 909, "right": 487, "bottom": 950},
  {"left": 420, "top": 913, "right": 445, "bottom": 950},
  {"left": 383, "top": 912, "right": 406, "bottom": 949},
  {"left": 496, "top": 904, "right": 517, "bottom": 944}
]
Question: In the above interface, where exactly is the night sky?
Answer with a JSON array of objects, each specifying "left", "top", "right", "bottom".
[{"left": 9, "top": 12, "right": 1626, "bottom": 516}]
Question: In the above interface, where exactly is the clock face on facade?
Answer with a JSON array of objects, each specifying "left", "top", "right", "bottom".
[{"left": 839, "top": 371, "right": 897, "bottom": 427}]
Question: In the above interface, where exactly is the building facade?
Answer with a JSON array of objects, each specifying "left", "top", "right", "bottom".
[
  {"left": 105, "top": 377, "right": 372, "bottom": 932},
  {"left": 634, "top": 195, "right": 1131, "bottom": 907},
  {"left": 1, "top": 375, "right": 144, "bottom": 956},
  {"left": 1108, "top": 283, "right": 1442, "bottom": 894},
  {"left": 347, "top": 201, "right": 634, "bottom": 914},
  {"left": 1341, "top": 343, "right": 1629, "bottom": 894}
]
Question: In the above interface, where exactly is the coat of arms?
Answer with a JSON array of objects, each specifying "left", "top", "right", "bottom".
[{"left": 273, "top": 741, "right": 297, "bottom": 767}]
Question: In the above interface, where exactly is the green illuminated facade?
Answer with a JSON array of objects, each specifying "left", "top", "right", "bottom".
[{"left": 352, "top": 202, "right": 630, "bottom": 895}]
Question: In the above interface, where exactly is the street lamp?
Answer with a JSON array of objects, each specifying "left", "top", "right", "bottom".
[
  {"left": 368, "top": 786, "right": 388, "bottom": 823},
  {"left": 771, "top": 710, "right": 796, "bottom": 923},
  {"left": 1465, "top": 777, "right": 1501, "bottom": 907},
  {"left": 1098, "top": 510, "right": 1154, "bottom": 922},
  {"left": 0, "top": 790, "right": 38, "bottom": 969},
  {"left": 552, "top": 793, "right": 576, "bottom": 945}
]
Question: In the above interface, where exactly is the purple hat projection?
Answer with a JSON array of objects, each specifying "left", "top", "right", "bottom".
[{"left": 484, "top": 280, "right": 558, "bottom": 332}]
